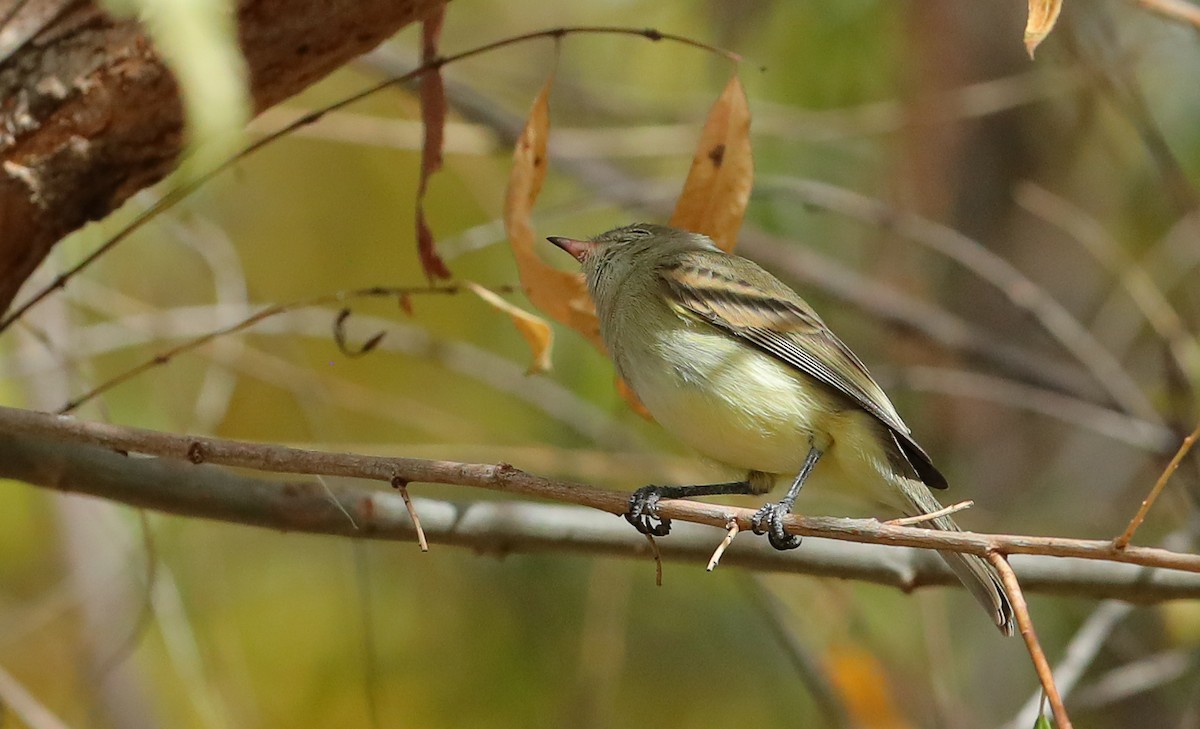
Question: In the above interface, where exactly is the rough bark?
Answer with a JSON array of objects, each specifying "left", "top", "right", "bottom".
[{"left": 0, "top": 0, "right": 444, "bottom": 312}]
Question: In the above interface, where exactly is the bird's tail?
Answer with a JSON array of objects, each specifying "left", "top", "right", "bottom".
[{"left": 894, "top": 477, "right": 1015, "bottom": 636}]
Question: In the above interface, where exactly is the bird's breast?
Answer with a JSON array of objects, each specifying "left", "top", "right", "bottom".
[{"left": 614, "top": 315, "right": 835, "bottom": 476}]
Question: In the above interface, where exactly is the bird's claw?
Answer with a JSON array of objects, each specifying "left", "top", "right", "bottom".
[
  {"left": 751, "top": 502, "right": 802, "bottom": 550},
  {"left": 625, "top": 486, "right": 672, "bottom": 537}
]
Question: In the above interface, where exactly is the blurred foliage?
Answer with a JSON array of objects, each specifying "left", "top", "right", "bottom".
[
  {"left": 3, "top": 1, "right": 1200, "bottom": 727},
  {"left": 98, "top": 0, "right": 251, "bottom": 178}
]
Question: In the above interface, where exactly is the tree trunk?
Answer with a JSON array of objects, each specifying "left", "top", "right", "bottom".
[{"left": 0, "top": 0, "right": 444, "bottom": 312}]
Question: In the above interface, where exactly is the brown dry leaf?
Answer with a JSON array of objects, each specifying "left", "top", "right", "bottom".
[
  {"left": 616, "top": 378, "right": 654, "bottom": 420},
  {"left": 1024, "top": 0, "right": 1063, "bottom": 59},
  {"left": 826, "top": 643, "right": 915, "bottom": 729},
  {"left": 502, "top": 74, "right": 653, "bottom": 416},
  {"left": 415, "top": 5, "right": 452, "bottom": 280},
  {"left": 669, "top": 73, "right": 753, "bottom": 253},
  {"left": 503, "top": 74, "right": 603, "bottom": 351},
  {"left": 465, "top": 282, "right": 553, "bottom": 374}
]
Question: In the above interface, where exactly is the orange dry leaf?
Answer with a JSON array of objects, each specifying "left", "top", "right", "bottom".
[
  {"left": 1024, "top": 0, "right": 1063, "bottom": 59},
  {"left": 415, "top": 5, "right": 452, "bottom": 280},
  {"left": 669, "top": 73, "right": 753, "bottom": 253},
  {"left": 503, "top": 74, "right": 603, "bottom": 352},
  {"left": 615, "top": 378, "right": 654, "bottom": 420},
  {"left": 465, "top": 281, "right": 553, "bottom": 374},
  {"left": 826, "top": 643, "right": 915, "bottom": 729}
]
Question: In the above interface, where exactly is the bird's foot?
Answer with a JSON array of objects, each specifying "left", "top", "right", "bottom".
[
  {"left": 751, "top": 501, "right": 802, "bottom": 550},
  {"left": 625, "top": 486, "right": 672, "bottom": 537}
]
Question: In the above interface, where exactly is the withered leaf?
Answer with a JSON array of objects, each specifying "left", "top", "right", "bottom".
[
  {"left": 415, "top": 5, "right": 452, "bottom": 280},
  {"left": 1024, "top": 0, "right": 1063, "bottom": 59},
  {"left": 465, "top": 281, "right": 553, "bottom": 374},
  {"left": 502, "top": 74, "right": 650, "bottom": 416},
  {"left": 502, "top": 73, "right": 603, "bottom": 352},
  {"left": 669, "top": 73, "right": 753, "bottom": 253}
]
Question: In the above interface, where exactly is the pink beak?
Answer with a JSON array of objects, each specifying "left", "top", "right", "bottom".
[{"left": 547, "top": 236, "right": 597, "bottom": 262}]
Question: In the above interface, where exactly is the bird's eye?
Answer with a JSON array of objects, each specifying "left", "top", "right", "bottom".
[{"left": 625, "top": 227, "right": 651, "bottom": 239}]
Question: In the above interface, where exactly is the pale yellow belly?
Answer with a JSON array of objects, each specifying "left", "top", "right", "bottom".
[
  {"left": 607, "top": 306, "right": 904, "bottom": 503},
  {"left": 621, "top": 325, "right": 832, "bottom": 476}
]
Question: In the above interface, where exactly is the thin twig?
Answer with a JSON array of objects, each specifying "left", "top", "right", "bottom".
[
  {"left": 706, "top": 519, "right": 740, "bottom": 571},
  {"left": 644, "top": 533, "right": 663, "bottom": 586},
  {"left": 10, "top": 294, "right": 632, "bottom": 449},
  {"left": 1004, "top": 600, "right": 1134, "bottom": 729},
  {"left": 987, "top": 553, "right": 1073, "bottom": 729},
  {"left": 392, "top": 478, "right": 428, "bottom": 552},
  {"left": 0, "top": 26, "right": 737, "bottom": 335},
  {"left": 1113, "top": 420, "right": 1200, "bottom": 549},
  {"left": 886, "top": 501, "right": 973, "bottom": 527},
  {"left": 56, "top": 285, "right": 462, "bottom": 413}
]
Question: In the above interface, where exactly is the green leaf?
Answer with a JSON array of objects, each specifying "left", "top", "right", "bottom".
[{"left": 1033, "top": 714, "right": 1054, "bottom": 729}]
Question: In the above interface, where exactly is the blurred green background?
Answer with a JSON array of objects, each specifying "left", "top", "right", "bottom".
[{"left": 4, "top": 1, "right": 1200, "bottom": 727}]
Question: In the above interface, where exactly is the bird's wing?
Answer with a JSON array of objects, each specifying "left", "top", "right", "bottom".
[{"left": 658, "top": 249, "right": 947, "bottom": 488}]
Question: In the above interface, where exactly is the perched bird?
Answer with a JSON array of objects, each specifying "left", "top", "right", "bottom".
[{"left": 548, "top": 223, "right": 1014, "bottom": 635}]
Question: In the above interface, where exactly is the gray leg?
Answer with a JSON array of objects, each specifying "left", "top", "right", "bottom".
[
  {"left": 627, "top": 481, "right": 754, "bottom": 537},
  {"left": 751, "top": 446, "right": 823, "bottom": 550}
]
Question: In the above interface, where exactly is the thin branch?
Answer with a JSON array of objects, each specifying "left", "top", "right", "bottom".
[
  {"left": 57, "top": 285, "right": 462, "bottom": 413},
  {"left": 391, "top": 477, "right": 428, "bottom": 552},
  {"left": 988, "top": 553, "right": 1073, "bottom": 729},
  {"left": 1114, "top": 419, "right": 1200, "bottom": 549},
  {"left": 886, "top": 500, "right": 972, "bottom": 526},
  {"left": 643, "top": 533, "right": 663, "bottom": 587},
  {"left": 3, "top": 406, "right": 1200, "bottom": 575},
  {"left": 1005, "top": 600, "right": 1135, "bottom": 729},
  {"left": 706, "top": 519, "right": 740, "bottom": 571},
  {"left": 4, "top": 428, "right": 1200, "bottom": 601},
  {"left": 0, "top": 25, "right": 737, "bottom": 335}
]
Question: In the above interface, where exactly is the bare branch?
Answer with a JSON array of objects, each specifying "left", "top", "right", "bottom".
[
  {"left": 3, "top": 405, "right": 1200, "bottom": 579},
  {"left": 1005, "top": 600, "right": 1135, "bottom": 729},
  {"left": 988, "top": 553, "right": 1073, "bottom": 729},
  {"left": 1114, "top": 419, "right": 1200, "bottom": 549},
  {"left": 2, "top": 426, "right": 1200, "bottom": 601}
]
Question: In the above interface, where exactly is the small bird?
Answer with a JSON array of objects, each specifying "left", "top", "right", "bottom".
[{"left": 548, "top": 223, "right": 1014, "bottom": 635}]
